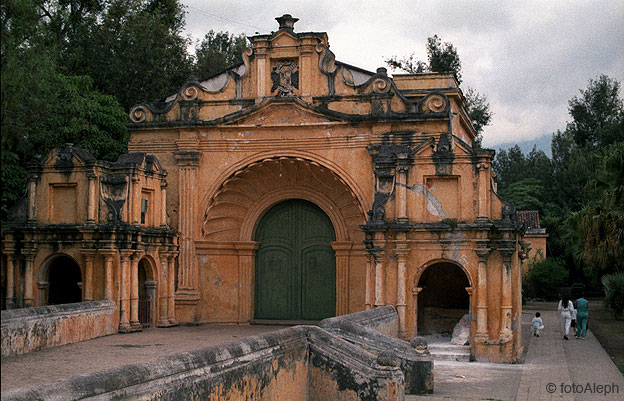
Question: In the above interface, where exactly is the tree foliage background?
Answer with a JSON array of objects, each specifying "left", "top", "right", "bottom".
[
  {"left": 1, "top": 0, "right": 247, "bottom": 219},
  {"left": 494, "top": 75, "right": 624, "bottom": 286}
]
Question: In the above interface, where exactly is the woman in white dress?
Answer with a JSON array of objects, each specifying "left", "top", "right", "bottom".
[{"left": 558, "top": 295, "right": 575, "bottom": 340}]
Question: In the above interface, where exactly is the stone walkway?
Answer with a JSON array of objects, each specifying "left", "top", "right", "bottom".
[
  {"left": 0, "top": 324, "right": 283, "bottom": 393},
  {"left": 2, "top": 303, "right": 622, "bottom": 400},
  {"left": 408, "top": 302, "right": 624, "bottom": 401}
]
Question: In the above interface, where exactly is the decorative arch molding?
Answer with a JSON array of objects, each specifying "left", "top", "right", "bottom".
[
  {"left": 413, "top": 258, "right": 474, "bottom": 289},
  {"left": 200, "top": 150, "right": 369, "bottom": 221},
  {"left": 241, "top": 187, "right": 348, "bottom": 241},
  {"left": 138, "top": 254, "right": 158, "bottom": 282},
  {"left": 38, "top": 253, "right": 82, "bottom": 283},
  {"left": 201, "top": 154, "right": 367, "bottom": 242}
]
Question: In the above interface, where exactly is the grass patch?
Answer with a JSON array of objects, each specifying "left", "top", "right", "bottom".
[{"left": 587, "top": 298, "right": 624, "bottom": 374}]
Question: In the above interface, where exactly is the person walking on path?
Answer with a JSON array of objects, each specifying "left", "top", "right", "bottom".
[
  {"left": 531, "top": 312, "right": 544, "bottom": 337},
  {"left": 576, "top": 295, "right": 589, "bottom": 339},
  {"left": 558, "top": 295, "right": 574, "bottom": 340}
]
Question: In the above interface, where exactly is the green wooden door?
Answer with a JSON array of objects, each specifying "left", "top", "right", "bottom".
[{"left": 255, "top": 199, "right": 336, "bottom": 321}]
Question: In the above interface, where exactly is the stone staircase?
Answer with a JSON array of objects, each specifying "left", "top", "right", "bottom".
[{"left": 423, "top": 335, "right": 471, "bottom": 362}]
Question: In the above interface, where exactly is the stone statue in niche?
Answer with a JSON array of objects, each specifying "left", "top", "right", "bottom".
[{"left": 271, "top": 61, "right": 299, "bottom": 96}]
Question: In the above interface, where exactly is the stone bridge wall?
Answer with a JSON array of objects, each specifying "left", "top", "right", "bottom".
[
  {"left": 319, "top": 305, "right": 399, "bottom": 337},
  {"left": 1, "top": 300, "right": 117, "bottom": 357},
  {"left": 4, "top": 325, "right": 405, "bottom": 401}
]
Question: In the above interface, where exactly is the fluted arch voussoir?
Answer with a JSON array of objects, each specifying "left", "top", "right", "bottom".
[{"left": 201, "top": 156, "right": 366, "bottom": 241}]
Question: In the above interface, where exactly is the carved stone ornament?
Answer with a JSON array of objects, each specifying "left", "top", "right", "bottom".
[{"left": 271, "top": 61, "right": 299, "bottom": 96}]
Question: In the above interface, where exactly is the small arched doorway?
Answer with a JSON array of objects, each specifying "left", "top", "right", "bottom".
[
  {"left": 416, "top": 261, "right": 470, "bottom": 335},
  {"left": 254, "top": 199, "right": 336, "bottom": 321},
  {"left": 47, "top": 255, "right": 82, "bottom": 305},
  {"left": 138, "top": 258, "right": 156, "bottom": 327}
]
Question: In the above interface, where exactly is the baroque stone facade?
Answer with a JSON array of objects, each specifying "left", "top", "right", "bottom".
[
  {"left": 2, "top": 15, "right": 532, "bottom": 362},
  {"left": 2, "top": 145, "right": 178, "bottom": 332},
  {"left": 125, "top": 15, "right": 528, "bottom": 362}
]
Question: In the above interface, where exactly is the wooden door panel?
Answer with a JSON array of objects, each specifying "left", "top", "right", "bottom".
[
  {"left": 255, "top": 247, "right": 292, "bottom": 319},
  {"left": 301, "top": 247, "right": 336, "bottom": 320},
  {"left": 255, "top": 199, "right": 336, "bottom": 321}
]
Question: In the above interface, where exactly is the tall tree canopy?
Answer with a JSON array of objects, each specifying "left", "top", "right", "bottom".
[
  {"left": 385, "top": 35, "right": 492, "bottom": 146},
  {"left": 194, "top": 30, "right": 248, "bottom": 79},
  {"left": 494, "top": 75, "right": 623, "bottom": 281}
]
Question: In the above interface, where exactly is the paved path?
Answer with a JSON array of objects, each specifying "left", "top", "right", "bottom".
[
  {"left": 408, "top": 302, "right": 623, "bottom": 401},
  {"left": 1, "top": 324, "right": 283, "bottom": 393},
  {"left": 2, "top": 303, "right": 622, "bottom": 400}
]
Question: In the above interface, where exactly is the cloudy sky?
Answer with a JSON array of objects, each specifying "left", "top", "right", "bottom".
[{"left": 180, "top": 1, "right": 624, "bottom": 148}]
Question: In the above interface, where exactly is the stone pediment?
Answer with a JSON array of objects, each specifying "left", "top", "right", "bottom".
[
  {"left": 272, "top": 30, "right": 298, "bottom": 47},
  {"left": 42, "top": 144, "right": 95, "bottom": 171},
  {"left": 223, "top": 98, "right": 341, "bottom": 127}
]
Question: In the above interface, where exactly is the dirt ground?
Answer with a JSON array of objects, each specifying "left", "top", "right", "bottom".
[{"left": 587, "top": 298, "right": 624, "bottom": 373}]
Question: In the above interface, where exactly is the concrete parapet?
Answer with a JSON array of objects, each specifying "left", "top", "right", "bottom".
[
  {"left": 321, "top": 307, "right": 433, "bottom": 395},
  {"left": 1, "top": 300, "right": 116, "bottom": 357},
  {"left": 320, "top": 305, "right": 399, "bottom": 337},
  {"left": 3, "top": 326, "right": 407, "bottom": 401}
]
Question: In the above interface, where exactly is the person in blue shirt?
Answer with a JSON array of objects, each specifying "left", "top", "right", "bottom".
[{"left": 575, "top": 295, "right": 589, "bottom": 339}]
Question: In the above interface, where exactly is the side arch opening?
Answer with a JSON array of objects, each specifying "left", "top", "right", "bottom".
[
  {"left": 416, "top": 261, "right": 471, "bottom": 336},
  {"left": 47, "top": 255, "right": 82, "bottom": 305}
]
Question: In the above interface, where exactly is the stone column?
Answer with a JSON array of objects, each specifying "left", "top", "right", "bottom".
[
  {"left": 131, "top": 175, "right": 140, "bottom": 225},
  {"left": 130, "top": 251, "right": 144, "bottom": 330},
  {"left": 365, "top": 253, "right": 373, "bottom": 310},
  {"left": 395, "top": 243, "right": 409, "bottom": 339},
  {"left": 157, "top": 252, "right": 170, "bottom": 327},
  {"left": 119, "top": 250, "right": 133, "bottom": 332},
  {"left": 100, "top": 249, "right": 116, "bottom": 300},
  {"left": 174, "top": 151, "right": 200, "bottom": 303},
  {"left": 475, "top": 245, "right": 491, "bottom": 342},
  {"left": 167, "top": 252, "right": 178, "bottom": 325},
  {"left": 234, "top": 242, "right": 260, "bottom": 323},
  {"left": 3, "top": 249, "right": 16, "bottom": 309},
  {"left": 374, "top": 251, "right": 386, "bottom": 307},
  {"left": 22, "top": 248, "right": 37, "bottom": 307},
  {"left": 477, "top": 162, "right": 490, "bottom": 220},
  {"left": 86, "top": 173, "right": 96, "bottom": 224},
  {"left": 80, "top": 250, "right": 96, "bottom": 301},
  {"left": 332, "top": 241, "right": 353, "bottom": 316},
  {"left": 411, "top": 286, "right": 423, "bottom": 335},
  {"left": 27, "top": 175, "right": 38, "bottom": 223},
  {"left": 499, "top": 248, "right": 514, "bottom": 340},
  {"left": 160, "top": 182, "right": 168, "bottom": 227}
]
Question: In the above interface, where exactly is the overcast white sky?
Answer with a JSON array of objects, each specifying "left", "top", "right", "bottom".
[{"left": 180, "top": 1, "right": 624, "bottom": 148}]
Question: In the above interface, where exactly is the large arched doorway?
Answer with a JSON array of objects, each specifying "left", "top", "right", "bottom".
[
  {"left": 416, "top": 262, "right": 470, "bottom": 335},
  {"left": 254, "top": 199, "right": 336, "bottom": 321},
  {"left": 47, "top": 255, "right": 82, "bottom": 305}
]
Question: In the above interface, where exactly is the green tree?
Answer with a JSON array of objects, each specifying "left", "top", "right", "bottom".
[
  {"left": 194, "top": 30, "right": 248, "bottom": 79},
  {"left": 498, "top": 178, "right": 544, "bottom": 211},
  {"left": 574, "top": 143, "right": 624, "bottom": 274},
  {"left": 566, "top": 75, "right": 624, "bottom": 151},
  {"left": 1, "top": 0, "right": 128, "bottom": 220},
  {"left": 385, "top": 35, "right": 492, "bottom": 145},
  {"left": 63, "top": 0, "right": 194, "bottom": 111}
]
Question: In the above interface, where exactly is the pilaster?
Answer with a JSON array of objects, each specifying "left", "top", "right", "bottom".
[
  {"left": 174, "top": 150, "right": 200, "bottom": 304},
  {"left": 499, "top": 247, "right": 515, "bottom": 341},
  {"left": 3, "top": 246, "right": 16, "bottom": 309},
  {"left": 332, "top": 241, "right": 353, "bottom": 316},
  {"left": 475, "top": 243, "right": 491, "bottom": 343},
  {"left": 80, "top": 249, "right": 97, "bottom": 301},
  {"left": 394, "top": 241, "right": 409, "bottom": 339},
  {"left": 22, "top": 247, "right": 37, "bottom": 307},
  {"left": 234, "top": 242, "right": 260, "bottom": 323}
]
